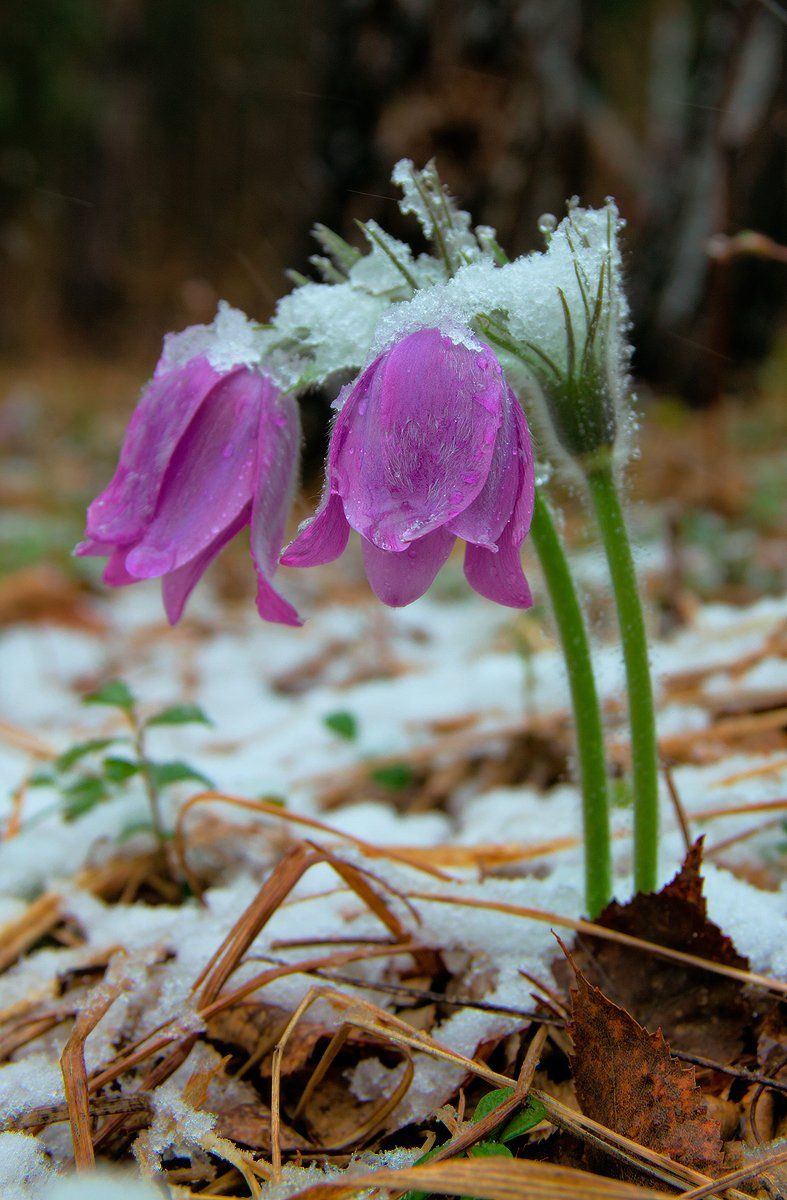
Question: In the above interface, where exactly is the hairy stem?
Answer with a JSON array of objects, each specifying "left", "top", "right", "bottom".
[
  {"left": 530, "top": 489, "right": 611, "bottom": 915},
  {"left": 585, "top": 461, "right": 659, "bottom": 893}
]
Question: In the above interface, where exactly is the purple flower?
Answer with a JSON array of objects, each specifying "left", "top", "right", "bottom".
[
  {"left": 76, "top": 338, "right": 301, "bottom": 626},
  {"left": 281, "top": 328, "right": 534, "bottom": 608}
]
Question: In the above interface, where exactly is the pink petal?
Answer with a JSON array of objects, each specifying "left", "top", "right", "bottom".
[
  {"left": 509, "top": 398, "right": 536, "bottom": 543},
  {"left": 446, "top": 385, "right": 521, "bottom": 549},
  {"left": 333, "top": 330, "right": 504, "bottom": 552},
  {"left": 249, "top": 391, "right": 302, "bottom": 626},
  {"left": 280, "top": 492, "right": 350, "bottom": 567},
  {"left": 124, "top": 369, "right": 262, "bottom": 579},
  {"left": 161, "top": 504, "right": 251, "bottom": 625},
  {"left": 464, "top": 520, "right": 533, "bottom": 608},
  {"left": 362, "top": 527, "right": 455, "bottom": 606},
  {"left": 85, "top": 355, "right": 222, "bottom": 546},
  {"left": 103, "top": 549, "right": 136, "bottom": 587},
  {"left": 75, "top": 537, "right": 116, "bottom": 558}
]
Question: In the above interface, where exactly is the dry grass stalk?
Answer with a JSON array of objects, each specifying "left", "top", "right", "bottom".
[
  {"left": 405, "top": 890, "right": 787, "bottom": 996},
  {"left": 175, "top": 793, "right": 452, "bottom": 895},
  {"left": 714, "top": 757, "right": 787, "bottom": 786},
  {"left": 531, "top": 1090, "right": 749, "bottom": 1198},
  {"left": 659, "top": 707, "right": 787, "bottom": 759},
  {"left": 294, "top": 1016, "right": 414, "bottom": 1146},
  {"left": 427, "top": 1025, "right": 549, "bottom": 1166},
  {"left": 677, "top": 1146, "right": 787, "bottom": 1198},
  {"left": 0, "top": 719, "right": 54, "bottom": 759},
  {"left": 0, "top": 892, "right": 61, "bottom": 973},
  {"left": 60, "top": 984, "right": 121, "bottom": 1169},
  {"left": 285, "top": 1156, "right": 671, "bottom": 1200},
  {"left": 270, "top": 989, "right": 322, "bottom": 1177},
  {"left": 3, "top": 1093, "right": 152, "bottom": 1132}
]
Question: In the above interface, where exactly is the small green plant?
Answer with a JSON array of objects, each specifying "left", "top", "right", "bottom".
[
  {"left": 370, "top": 762, "right": 415, "bottom": 790},
  {"left": 323, "top": 710, "right": 359, "bottom": 741},
  {"left": 401, "top": 1088, "right": 546, "bottom": 1200},
  {"left": 29, "top": 680, "right": 213, "bottom": 843}
]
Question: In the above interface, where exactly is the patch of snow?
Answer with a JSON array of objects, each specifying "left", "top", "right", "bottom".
[{"left": 0, "top": 1133, "right": 53, "bottom": 1200}]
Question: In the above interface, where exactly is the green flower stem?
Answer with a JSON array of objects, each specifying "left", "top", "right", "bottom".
[
  {"left": 585, "top": 460, "right": 659, "bottom": 894},
  {"left": 530, "top": 488, "right": 611, "bottom": 916}
]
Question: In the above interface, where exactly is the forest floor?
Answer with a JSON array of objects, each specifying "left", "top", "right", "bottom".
[{"left": 0, "top": 354, "right": 785, "bottom": 1199}]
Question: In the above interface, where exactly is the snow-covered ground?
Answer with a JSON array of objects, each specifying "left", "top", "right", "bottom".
[{"left": 0, "top": 559, "right": 785, "bottom": 1196}]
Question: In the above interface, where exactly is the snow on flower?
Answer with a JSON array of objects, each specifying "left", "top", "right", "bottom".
[
  {"left": 282, "top": 327, "right": 535, "bottom": 608},
  {"left": 76, "top": 308, "right": 301, "bottom": 627}
]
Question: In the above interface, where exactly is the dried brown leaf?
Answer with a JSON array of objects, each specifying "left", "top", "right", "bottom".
[
  {"left": 562, "top": 840, "right": 758, "bottom": 1062},
  {"left": 569, "top": 966, "right": 723, "bottom": 1173}
]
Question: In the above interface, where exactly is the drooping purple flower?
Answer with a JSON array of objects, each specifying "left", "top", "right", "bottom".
[
  {"left": 76, "top": 321, "right": 301, "bottom": 626},
  {"left": 281, "top": 327, "right": 534, "bottom": 608}
]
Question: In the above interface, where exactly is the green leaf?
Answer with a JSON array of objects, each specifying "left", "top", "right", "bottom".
[
  {"left": 472, "top": 1088, "right": 515, "bottom": 1123},
  {"left": 82, "top": 680, "right": 135, "bottom": 712},
  {"left": 55, "top": 737, "right": 119, "bottom": 772},
  {"left": 460, "top": 1143, "right": 514, "bottom": 1200},
  {"left": 469, "top": 1142, "right": 513, "bottom": 1158},
  {"left": 610, "top": 776, "right": 633, "bottom": 809},
  {"left": 146, "top": 760, "right": 213, "bottom": 789},
  {"left": 323, "top": 710, "right": 358, "bottom": 741},
  {"left": 471, "top": 1089, "right": 546, "bottom": 1143},
  {"left": 146, "top": 703, "right": 211, "bottom": 729},
  {"left": 62, "top": 775, "right": 109, "bottom": 820},
  {"left": 259, "top": 794, "right": 287, "bottom": 807},
  {"left": 500, "top": 1097, "right": 547, "bottom": 1142},
  {"left": 29, "top": 770, "right": 56, "bottom": 788},
  {"left": 103, "top": 756, "right": 139, "bottom": 782},
  {"left": 370, "top": 762, "right": 415, "bottom": 790}
]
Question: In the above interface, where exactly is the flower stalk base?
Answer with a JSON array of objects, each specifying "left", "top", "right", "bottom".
[
  {"left": 530, "top": 489, "right": 611, "bottom": 916},
  {"left": 585, "top": 461, "right": 659, "bottom": 894}
]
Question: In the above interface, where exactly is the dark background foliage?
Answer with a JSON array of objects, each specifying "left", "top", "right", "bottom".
[{"left": 1, "top": 0, "right": 785, "bottom": 401}]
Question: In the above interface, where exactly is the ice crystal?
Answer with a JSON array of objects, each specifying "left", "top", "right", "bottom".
[{"left": 161, "top": 300, "right": 267, "bottom": 374}]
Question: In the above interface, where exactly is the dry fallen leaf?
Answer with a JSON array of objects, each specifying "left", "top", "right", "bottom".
[
  {"left": 563, "top": 840, "right": 758, "bottom": 1062},
  {"left": 569, "top": 966, "right": 724, "bottom": 1174}
]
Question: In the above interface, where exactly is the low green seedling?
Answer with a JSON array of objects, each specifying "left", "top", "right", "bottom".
[
  {"left": 400, "top": 1088, "right": 546, "bottom": 1200},
  {"left": 27, "top": 680, "right": 213, "bottom": 844}
]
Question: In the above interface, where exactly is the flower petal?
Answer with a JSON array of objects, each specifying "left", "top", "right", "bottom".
[
  {"left": 280, "top": 492, "right": 350, "bottom": 567},
  {"left": 102, "top": 549, "right": 136, "bottom": 587},
  {"left": 463, "top": 519, "right": 533, "bottom": 608},
  {"left": 124, "top": 369, "right": 262, "bottom": 579},
  {"left": 249, "top": 390, "right": 302, "bottom": 626},
  {"left": 333, "top": 330, "right": 504, "bottom": 551},
  {"left": 160, "top": 504, "right": 251, "bottom": 625},
  {"left": 446, "top": 385, "right": 522, "bottom": 548},
  {"left": 85, "top": 355, "right": 222, "bottom": 546},
  {"left": 509, "top": 398, "right": 536, "bottom": 543},
  {"left": 362, "top": 527, "right": 455, "bottom": 606},
  {"left": 75, "top": 537, "right": 116, "bottom": 558}
]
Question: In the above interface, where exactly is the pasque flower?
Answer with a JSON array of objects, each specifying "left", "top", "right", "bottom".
[
  {"left": 76, "top": 321, "right": 301, "bottom": 626},
  {"left": 282, "top": 328, "right": 534, "bottom": 607}
]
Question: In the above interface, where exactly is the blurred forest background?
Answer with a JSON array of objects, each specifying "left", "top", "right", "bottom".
[{"left": 1, "top": 0, "right": 786, "bottom": 404}]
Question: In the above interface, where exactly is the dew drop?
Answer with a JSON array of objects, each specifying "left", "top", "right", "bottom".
[{"left": 538, "top": 212, "right": 557, "bottom": 239}]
